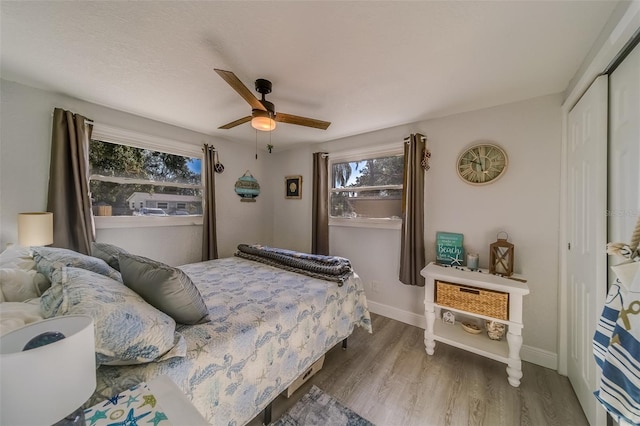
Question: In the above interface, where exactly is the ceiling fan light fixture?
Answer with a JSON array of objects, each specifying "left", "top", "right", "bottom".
[
  {"left": 251, "top": 110, "right": 276, "bottom": 131},
  {"left": 214, "top": 70, "right": 330, "bottom": 131}
]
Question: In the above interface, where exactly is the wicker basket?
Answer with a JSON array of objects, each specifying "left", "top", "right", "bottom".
[{"left": 435, "top": 280, "right": 509, "bottom": 320}]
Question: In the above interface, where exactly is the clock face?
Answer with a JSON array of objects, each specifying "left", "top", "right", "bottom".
[{"left": 457, "top": 144, "right": 508, "bottom": 185}]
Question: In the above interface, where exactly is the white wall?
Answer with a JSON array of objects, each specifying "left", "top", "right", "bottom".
[
  {"left": 0, "top": 79, "right": 274, "bottom": 265},
  {"left": 424, "top": 94, "right": 562, "bottom": 367},
  {"left": 270, "top": 144, "right": 314, "bottom": 252},
  {"left": 0, "top": 77, "right": 562, "bottom": 366},
  {"left": 271, "top": 93, "right": 563, "bottom": 367}
]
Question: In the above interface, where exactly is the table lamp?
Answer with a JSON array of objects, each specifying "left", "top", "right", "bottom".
[
  {"left": 17, "top": 212, "right": 54, "bottom": 246},
  {"left": 0, "top": 315, "right": 96, "bottom": 426}
]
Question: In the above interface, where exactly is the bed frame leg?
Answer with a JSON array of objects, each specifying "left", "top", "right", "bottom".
[
  {"left": 342, "top": 338, "right": 347, "bottom": 350},
  {"left": 263, "top": 402, "right": 272, "bottom": 425}
]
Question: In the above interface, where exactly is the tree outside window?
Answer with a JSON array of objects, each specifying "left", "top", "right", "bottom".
[
  {"left": 330, "top": 153, "right": 404, "bottom": 219},
  {"left": 89, "top": 140, "right": 202, "bottom": 217}
]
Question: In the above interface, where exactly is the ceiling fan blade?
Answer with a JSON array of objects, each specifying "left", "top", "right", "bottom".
[
  {"left": 218, "top": 116, "right": 252, "bottom": 129},
  {"left": 214, "top": 69, "right": 267, "bottom": 112},
  {"left": 275, "top": 112, "right": 331, "bottom": 130}
]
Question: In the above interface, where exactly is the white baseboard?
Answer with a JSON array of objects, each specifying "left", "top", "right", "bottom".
[
  {"left": 367, "top": 300, "right": 426, "bottom": 329},
  {"left": 367, "top": 300, "right": 558, "bottom": 371},
  {"left": 520, "top": 345, "right": 557, "bottom": 370}
]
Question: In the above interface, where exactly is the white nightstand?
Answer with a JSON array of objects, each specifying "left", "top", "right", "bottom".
[
  {"left": 421, "top": 262, "right": 530, "bottom": 387},
  {"left": 84, "top": 375, "right": 208, "bottom": 425},
  {"left": 147, "top": 376, "right": 209, "bottom": 425}
]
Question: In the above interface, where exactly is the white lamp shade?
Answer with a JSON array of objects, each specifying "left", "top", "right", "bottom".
[
  {"left": 17, "top": 212, "right": 53, "bottom": 246},
  {"left": 0, "top": 315, "right": 96, "bottom": 426}
]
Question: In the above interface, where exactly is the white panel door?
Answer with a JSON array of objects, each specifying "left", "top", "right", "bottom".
[
  {"left": 609, "top": 42, "right": 640, "bottom": 248},
  {"left": 567, "top": 75, "right": 608, "bottom": 426}
]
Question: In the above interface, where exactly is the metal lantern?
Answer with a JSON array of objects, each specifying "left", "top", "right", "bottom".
[{"left": 489, "top": 232, "right": 514, "bottom": 276}]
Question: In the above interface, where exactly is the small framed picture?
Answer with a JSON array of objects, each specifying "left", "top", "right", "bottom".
[{"left": 285, "top": 175, "right": 302, "bottom": 199}]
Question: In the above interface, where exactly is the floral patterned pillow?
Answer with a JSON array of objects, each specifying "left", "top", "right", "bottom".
[{"left": 40, "top": 266, "right": 185, "bottom": 366}]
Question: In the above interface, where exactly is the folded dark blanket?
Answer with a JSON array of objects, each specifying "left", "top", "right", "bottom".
[{"left": 235, "top": 244, "right": 353, "bottom": 285}]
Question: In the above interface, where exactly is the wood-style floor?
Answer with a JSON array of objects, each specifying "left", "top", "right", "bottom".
[{"left": 249, "top": 313, "right": 588, "bottom": 426}]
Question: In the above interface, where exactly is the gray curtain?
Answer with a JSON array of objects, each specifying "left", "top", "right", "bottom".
[
  {"left": 312, "top": 152, "right": 329, "bottom": 255},
  {"left": 202, "top": 144, "right": 218, "bottom": 260},
  {"left": 399, "top": 133, "right": 427, "bottom": 286},
  {"left": 46, "top": 108, "right": 94, "bottom": 255}
]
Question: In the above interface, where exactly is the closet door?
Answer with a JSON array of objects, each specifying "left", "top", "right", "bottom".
[
  {"left": 567, "top": 75, "right": 608, "bottom": 426},
  {"left": 609, "top": 42, "right": 640, "bottom": 249}
]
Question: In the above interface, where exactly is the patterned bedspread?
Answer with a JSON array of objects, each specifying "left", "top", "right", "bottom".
[{"left": 89, "top": 257, "right": 372, "bottom": 425}]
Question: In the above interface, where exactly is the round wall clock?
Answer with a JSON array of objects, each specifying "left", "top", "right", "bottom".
[{"left": 456, "top": 143, "right": 508, "bottom": 185}]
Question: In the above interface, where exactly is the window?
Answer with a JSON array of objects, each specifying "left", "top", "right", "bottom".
[
  {"left": 89, "top": 124, "right": 203, "bottom": 228},
  {"left": 329, "top": 145, "right": 404, "bottom": 227}
]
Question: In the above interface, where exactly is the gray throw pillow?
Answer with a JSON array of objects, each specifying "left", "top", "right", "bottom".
[
  {"left": 32, "top": 246, "right": 122, "bottom": 283},
  {"left": 91, "top": 242, "right": 129, "bottom": 271},
  {"left": 119, "top": 253, "right": 210, "bottom": 325}
]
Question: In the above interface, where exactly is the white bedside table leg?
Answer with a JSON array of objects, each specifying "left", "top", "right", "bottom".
[
  {"left": 506, "top": 328, "right": 523, "bottom": 387},
  {"left": 424, "top": 305, "right": 436, "bottom": 355}
]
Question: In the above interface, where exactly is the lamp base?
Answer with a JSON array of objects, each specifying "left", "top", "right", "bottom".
[{"left": 53, "top": 407, "right": 85, "bottom": 426}]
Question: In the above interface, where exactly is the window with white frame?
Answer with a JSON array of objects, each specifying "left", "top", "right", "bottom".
[
  {"left": 329, "top": 145, "right": 404, "bottom": 225},
  {"left": 89, "top": 124, "right": 203, "bottom": 227}
]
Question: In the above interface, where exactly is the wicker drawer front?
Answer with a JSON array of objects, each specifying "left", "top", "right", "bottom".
[{"left": 436, "top": 280, "right": 509, "bottom": 320}]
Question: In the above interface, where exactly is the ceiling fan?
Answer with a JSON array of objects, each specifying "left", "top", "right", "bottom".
[{"left": 214, "top": 69, "right": 331, "bottom": 131}]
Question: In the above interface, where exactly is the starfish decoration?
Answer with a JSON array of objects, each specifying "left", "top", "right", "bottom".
[
  {"left": 107, "top": 408, "right": 150, "bottom": 426},
  {"left": 147, "top": 411, "right": 168, "bottom": 426},
  {"left": 139, "top": 394, "right": 157, "bottom": 409},
  {"left": 256, "top": 369, "right": 268, "bottom": 383},
  {"left": 103, "top": 393, "right": 126, "bottom": 407},
  {"left": 126, "top": 394, "right": 140, "bottom": 408},
  {"left": 149, "top": 318, "right": 162, "bottom": 331},
  {"left": 254, "top": 315, "right": 265, "bottom": 327},
  {"left": 190, "top": 342, "right": 208, "bottom": 359},
  {"left": 449, "top": 253, "right": 463, "bottom": 266},
  {"left": 87, "top": 409, "right": 108, "bottom": 426}
]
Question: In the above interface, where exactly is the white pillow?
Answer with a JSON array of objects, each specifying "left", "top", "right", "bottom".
[
  {"left": 0, "top": 269, "right": 40, "bottom": 302},
  {"left": 0, "top": 299, "right": 44, "bottom": 336},
  {"left": 0, "top": 245, "right": 36, "bottom": 271}
]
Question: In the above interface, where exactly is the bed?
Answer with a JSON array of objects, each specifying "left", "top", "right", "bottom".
[{"left": 0, "top": 244, "right": 372, "bottom": 426}]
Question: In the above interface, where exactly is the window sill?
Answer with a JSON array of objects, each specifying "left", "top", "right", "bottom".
[
  {"left": 329, "top": 217, "right": 402, "bottom": 230},
  {"left": 95, "top": 216, "right": 203, "bottom": 230}
]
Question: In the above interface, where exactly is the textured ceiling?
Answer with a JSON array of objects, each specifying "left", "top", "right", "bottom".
[{"left": 0, "top": 1, "right": 618, "bottom": 149}]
